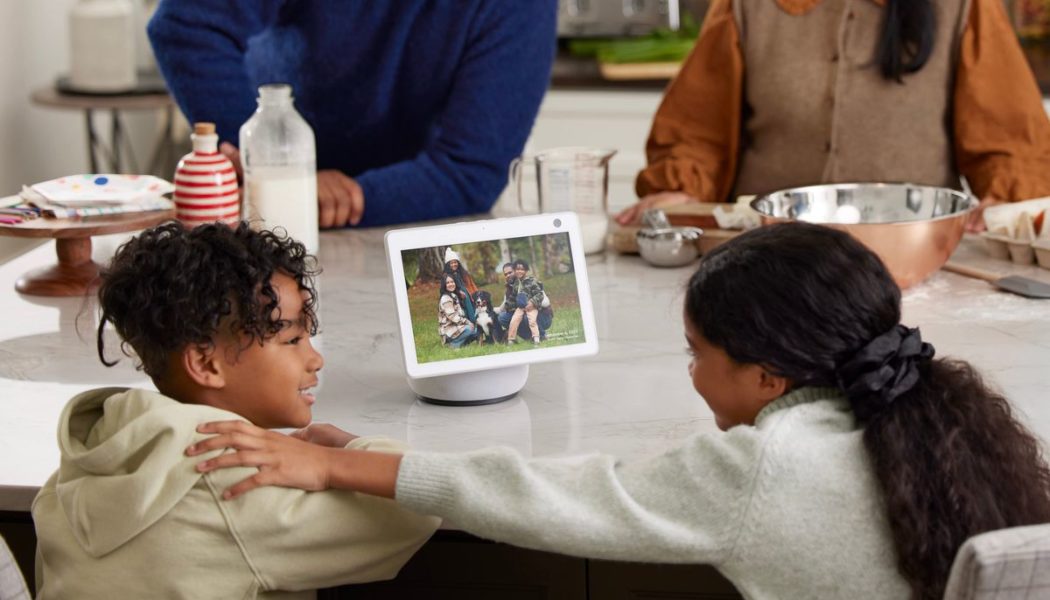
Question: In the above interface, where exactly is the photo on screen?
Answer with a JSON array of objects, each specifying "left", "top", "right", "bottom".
[{"left": 400, "top": 232, "right": 587, "bottom": 364}]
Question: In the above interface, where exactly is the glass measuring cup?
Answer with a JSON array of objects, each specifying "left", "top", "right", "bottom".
[{"left": 510, "top": 147, "right": 617, "bottom": 254}]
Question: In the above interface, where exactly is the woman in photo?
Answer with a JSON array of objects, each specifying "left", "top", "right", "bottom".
[
  {"left": 438, "top": 275, "right": 478, "bottom": 349},
  {"left": 443, "top": 248, "right": 478, "bottom": 323}
]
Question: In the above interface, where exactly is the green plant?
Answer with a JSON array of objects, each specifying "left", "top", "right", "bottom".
[{"left": 567, "top": 13, "right": 701, "bottom": 64}]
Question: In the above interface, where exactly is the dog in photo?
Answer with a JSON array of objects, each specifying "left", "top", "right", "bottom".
[{"left": 472, "top": 290, "right": 504, "bottom": 345}]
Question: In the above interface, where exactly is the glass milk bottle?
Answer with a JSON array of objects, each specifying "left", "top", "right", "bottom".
[{"left": 239, "top": 84, "right": 319, "bottom": 253}]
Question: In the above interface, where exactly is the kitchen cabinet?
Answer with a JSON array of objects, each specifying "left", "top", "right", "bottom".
[
  {"left": 1, "top": 516, "right": 744, "bottom": 599},
  {"left": 329, "top": 531, "right": 587, "bottom": 599},
  {"left": 323, "top": 530, "right": 742, "bottom": 600},
  {"left": 0, "top": 511, "right": 34, "bottom": 595},
  {"left": 589, "top": 560, "right": 743, "bottom": 599}
]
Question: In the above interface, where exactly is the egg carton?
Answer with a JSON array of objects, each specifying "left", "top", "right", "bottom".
[{"left": 981, "top": 197, "right": 1050, "bottom": 268}]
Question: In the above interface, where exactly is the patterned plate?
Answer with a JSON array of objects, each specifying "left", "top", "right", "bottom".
[{"left": 30, "top": 174, "right": 174, "bottom": 206}]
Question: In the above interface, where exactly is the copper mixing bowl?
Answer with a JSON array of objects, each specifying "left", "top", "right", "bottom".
[{"left": 750, "top": 183, "right": 977, "bottom": 288}]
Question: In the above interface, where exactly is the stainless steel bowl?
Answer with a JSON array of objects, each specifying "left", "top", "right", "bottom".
[
  {"left": 636, "top": 227, "right": 703, "bottom": 267},
  {"left": 751, "top": 183, "right": 976, "bottom": 288}
]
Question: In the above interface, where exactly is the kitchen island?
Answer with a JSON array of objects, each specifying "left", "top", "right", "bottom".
[{"left": 2, "top": 225, "right": 1049, "bottom": 598}]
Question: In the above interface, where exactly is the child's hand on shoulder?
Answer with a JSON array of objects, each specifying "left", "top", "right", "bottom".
[
  {"left": 186, "top": 421, "right": 337, "bottom": 499},
  {"left": 291, "top": 423, "right": 357, "bottom": 447}
]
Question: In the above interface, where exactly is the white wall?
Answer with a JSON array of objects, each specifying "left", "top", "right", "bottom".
[{"left": 0, "top": 0, "right": 166, "bottom": 263}]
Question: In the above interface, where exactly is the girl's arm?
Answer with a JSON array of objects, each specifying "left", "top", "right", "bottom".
[
  {"left": 188, "top": 421, "right": 401, "bottom": 499},
  {"left": 188, "top": 420, "right": 763, "bottom": 564}
]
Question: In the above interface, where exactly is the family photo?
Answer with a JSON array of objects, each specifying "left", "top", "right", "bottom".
[{"left": 400, "top": 232, "right": 587, "bottom": 364}]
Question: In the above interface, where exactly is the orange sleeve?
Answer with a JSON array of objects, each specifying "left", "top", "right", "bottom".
[
  {"left": 634, "top": 0, "right": 744, "bottom": 203},
  {"left": 954, "top": 0, "right": 1050, "bottom": 202}
]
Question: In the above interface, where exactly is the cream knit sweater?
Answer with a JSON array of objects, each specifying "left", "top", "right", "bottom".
[{"left": 396, "top": 386, "right": 909, "bottom": 599}]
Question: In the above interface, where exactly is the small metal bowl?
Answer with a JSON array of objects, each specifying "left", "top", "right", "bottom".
[
  {"left": 636, "top": 227, "right": 703, "bottom": 267},
  {"left": 751, "top": 183, "right": 976, "bottom": 288}
]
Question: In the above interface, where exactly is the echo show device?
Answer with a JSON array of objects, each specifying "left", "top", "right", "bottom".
[{"left": 385, "top": 212, "right": 599, "bottom": 405}]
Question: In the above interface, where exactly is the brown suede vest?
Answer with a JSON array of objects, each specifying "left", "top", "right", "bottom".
[{"left": 732, "top": 0, "right": 972, "bottom": 197}]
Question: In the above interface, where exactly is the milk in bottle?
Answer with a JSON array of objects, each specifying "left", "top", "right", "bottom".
[{"left": 239, "top": 84, "right": 319, "bottom": 253}]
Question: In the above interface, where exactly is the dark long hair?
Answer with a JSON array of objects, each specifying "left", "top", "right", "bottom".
[
  {"left": 438, "top": 274, "right": 463, "bottom": 302},
  {"left": 443, "top": 252, "right": 478, "bottom": 295},
  {"left": 877, "top": 0, "right": 936, "bottom": 81},
  {"left": 685, "top": 223, "right": 1050, "bottom": 599}
]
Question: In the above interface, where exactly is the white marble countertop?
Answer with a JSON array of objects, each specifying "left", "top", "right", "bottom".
[{"left": 2, "top": 227, "right": 1049, "bottom": 512}]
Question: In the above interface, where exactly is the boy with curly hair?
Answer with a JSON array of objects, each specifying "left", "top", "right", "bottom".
[
  {"left": 32, "top": 222, "right": 438, "bottom": 599},
  {"left": 505, "top": 259, "right": 545, "bottom": 345}
]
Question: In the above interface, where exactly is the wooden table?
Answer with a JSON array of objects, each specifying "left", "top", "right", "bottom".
[{"left": 0, "top": 210, "right": 175, "bottom": 296}]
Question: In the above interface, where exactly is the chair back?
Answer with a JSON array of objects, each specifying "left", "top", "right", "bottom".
[
  {"left": 0, "top": 534, "right": 29, "bottom": 600},
  {"left": 943, "top": 524, "right": 1050, "bottom": 599}
]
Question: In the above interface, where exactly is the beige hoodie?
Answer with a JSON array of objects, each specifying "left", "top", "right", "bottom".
[{"left": 32, "top": 388, "right": 439, "bottom": 599}]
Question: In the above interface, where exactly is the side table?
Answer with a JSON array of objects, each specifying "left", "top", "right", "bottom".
[{"left": 30, "top": 86, "right": 177, "bottom": 177}]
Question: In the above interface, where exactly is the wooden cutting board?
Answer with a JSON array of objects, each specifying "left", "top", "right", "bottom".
[
  {"left": 610, "top": 203, "right": 741, "bottom": 255},
  {"left": 598, "top": 61, "right": 683, "bottom": 81}
]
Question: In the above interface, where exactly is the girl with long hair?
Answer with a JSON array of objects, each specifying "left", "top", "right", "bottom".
[{"left": 189, "top": 223, "right": 1050, "bottom": 599}]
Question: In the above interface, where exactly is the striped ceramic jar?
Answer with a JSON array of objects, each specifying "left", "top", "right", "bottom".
[{"left": 173, "top": 122, "right": 240, "bottom": 226}]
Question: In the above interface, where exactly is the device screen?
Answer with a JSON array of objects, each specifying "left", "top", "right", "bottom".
[{"left": 399, "top": 232, "right": 589, "bottom": 364}]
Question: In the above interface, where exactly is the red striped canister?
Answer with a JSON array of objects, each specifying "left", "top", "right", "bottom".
[{"left": 173, "top": 122, "right": 240, "bottom": 227}]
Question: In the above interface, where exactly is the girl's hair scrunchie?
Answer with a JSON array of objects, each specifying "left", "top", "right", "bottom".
[{"left": 836, "top": 325, "right": 935, "bottom": 416}]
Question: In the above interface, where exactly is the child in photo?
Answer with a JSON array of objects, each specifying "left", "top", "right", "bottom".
[
  {"left": 505, "top": 259, "right": 545, "bottom": 345},
  {"left": 32, "top": 222, "right": 438, "bottom": 599},
  {"left": 190, "top": 222, "right": 1050, "bottom": 599}
]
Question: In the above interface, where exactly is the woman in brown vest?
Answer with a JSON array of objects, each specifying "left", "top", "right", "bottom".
[{"left": 616, "top": 0, "right": 1050, "bottom": 232}]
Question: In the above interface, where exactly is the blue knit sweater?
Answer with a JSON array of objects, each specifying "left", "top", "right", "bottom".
[{"left": 148, "top": 0, "right": 556, "bottom": 227}]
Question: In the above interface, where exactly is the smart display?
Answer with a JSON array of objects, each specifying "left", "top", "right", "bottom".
[{"left": 385, "top": 213, "right": 599, "bottom": 382}]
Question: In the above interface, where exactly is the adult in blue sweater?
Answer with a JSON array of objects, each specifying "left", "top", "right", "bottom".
[{"left": 148, "top": 1, "right": 557, "bottom": 228}]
